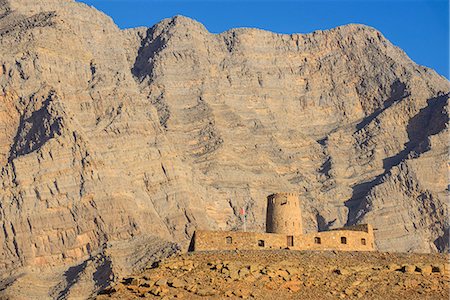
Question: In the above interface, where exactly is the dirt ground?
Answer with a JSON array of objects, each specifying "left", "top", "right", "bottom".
[{"left": 97, "top": 250, "right": 449, "bottom": 299}]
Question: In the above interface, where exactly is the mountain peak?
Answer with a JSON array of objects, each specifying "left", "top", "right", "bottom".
[
  {"left": 154, "top": 14, "right": 209, "bottom": 33},
  {"left": 0, "top": 1, "right": 448, "bottom": 298}
]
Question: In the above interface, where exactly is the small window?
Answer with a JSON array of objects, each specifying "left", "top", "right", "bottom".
[
  {"left": 432, "top": 266, "right": 441, "bottom": 273},
  {"left": 287, "top": 236, "right": 294, "bottom": 247},
  {"left": 258, "top": 240, "right": 265, "bottom": 247},
  {"left": 281, "top": 198, "right": 287, "bottom": 205},
  {"left": 361, "top": 238, "right": 366, "bottom": 245},
  {"left": 341, "top": 237, "right": 347, "bottom": 244},
  {"left": 314, "top": 237, "right": 321, "bottom": 244},
  {"left": 226, "top": 236, "right": 232, "bottom": 244}
]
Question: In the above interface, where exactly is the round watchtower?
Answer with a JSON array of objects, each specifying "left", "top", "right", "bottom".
[{"left": 266, "top": 192, "right": 303, "bottom": 235}]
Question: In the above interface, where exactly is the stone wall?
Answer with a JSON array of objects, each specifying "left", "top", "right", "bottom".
[{"left": 192, "top": 224, "right": 374, "bottom": 252}]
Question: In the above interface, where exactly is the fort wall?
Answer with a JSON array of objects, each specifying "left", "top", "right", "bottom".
[
  {"left": 329, "top": 224, "right": 373, "bottom": 233},
  {"left": 193, "top": 224, "right": 374, "bottom": 252},
  {"left": 191, "top": 192, "right": 375, "bottom": 252}
]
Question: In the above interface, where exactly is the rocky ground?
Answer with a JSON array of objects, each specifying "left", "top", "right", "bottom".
[
  {"left": 97, "top": 250, "right": 449, "bottom": 299},
  {"left": 0, "top": 0, "right": 449, "bottom": 297}
]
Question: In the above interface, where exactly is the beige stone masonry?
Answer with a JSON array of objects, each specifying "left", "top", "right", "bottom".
[
  {"left": 192, "top": 224, "right": 374, "bottom": 252},
  {"left": 192, "top": 193, "right": 375, "bottom": 252}
]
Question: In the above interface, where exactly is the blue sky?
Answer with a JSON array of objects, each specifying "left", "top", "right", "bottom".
[{"left": 78, "top": 0, "right": 449, "bottom": 79}]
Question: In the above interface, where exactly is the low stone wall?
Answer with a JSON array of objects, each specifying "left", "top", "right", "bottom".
[
  {"left": 193, "top": 231, "right": 287, "bottom": 251},
  {"left": 192, "top": 225, "right": 374, "bottom": 252},
  {"left": 298, "top": 230, "right": 374, "bottom": 251},
  {"left": 329, "top": 224, "right": 372, "bottom": 233}
]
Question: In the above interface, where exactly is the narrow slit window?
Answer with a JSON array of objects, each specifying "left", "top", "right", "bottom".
[
  {"left": 314, "top": 237, "right": 321, "bottom": 244},
  {"left": 226, "top": 236, "right": 232, "bottom": 244},
  {"left": 287, "top": 236, "right": 294, "bottom": 247},
  {"left": 258, "top": 240, "right": 265, "bottom": 247},
  {"left": 341, "top": 237, "right": 347, "bottom": 244},
  {"left": 361, "top": 238, "right": 366, "bottom": 245}
]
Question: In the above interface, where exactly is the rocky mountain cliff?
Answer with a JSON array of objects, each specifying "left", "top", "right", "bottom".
[{"left": 0, "top": 0, "right": 448, "bottom": 298}]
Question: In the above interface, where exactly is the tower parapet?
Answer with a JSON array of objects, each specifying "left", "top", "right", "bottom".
[{"left": 266, "top": 192, "right": 302, "bottom": 235}]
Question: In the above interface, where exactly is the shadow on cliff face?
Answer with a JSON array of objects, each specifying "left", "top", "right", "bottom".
[
  {"left": 434, "top": 227, "right": 450, "bottom": 253},
  {"left": 55, "top": 260, "right": 88, "bottom": 300},
  {"left": 8, "top": 92, "right": 64, "bottom": 162},
  {"left": 131, "top": 26, "right": 162, "bottom": 81},
  {"left": 131, "top": 26, "right": 172, "bottom": 128},
  {"left": 93, "top": 256, "right": 113, "bottom": 295},
  {"left": 54, "top": 254, "right": 113, "bottom": 300},
  {"left": 355, "top": 79, "right": 408, "bottom": 131},
  {"left": 382, "top": 92, "right": 448, "bottom": 169},
  {"left": 345, "top": 92, "right": 449, "bottom": 226},
  {"left": 316, "top": 212, "right": 336, "bottom": 232}
]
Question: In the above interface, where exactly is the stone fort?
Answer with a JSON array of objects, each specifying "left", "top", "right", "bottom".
[{"left": 191, "top": 193, "right": 375, "bottom": 251}]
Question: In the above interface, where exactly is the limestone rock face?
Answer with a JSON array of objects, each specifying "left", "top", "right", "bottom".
[
  {"left": 125, "top": 15, "right": 448, "bottom": 252},
  {"left": 0, "top": 0, "right": 448, "bottom": 297}
]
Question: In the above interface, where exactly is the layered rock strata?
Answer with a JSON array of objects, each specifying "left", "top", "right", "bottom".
[{"left": 0, "top": 0, "right": 448, "bottom": 297}]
